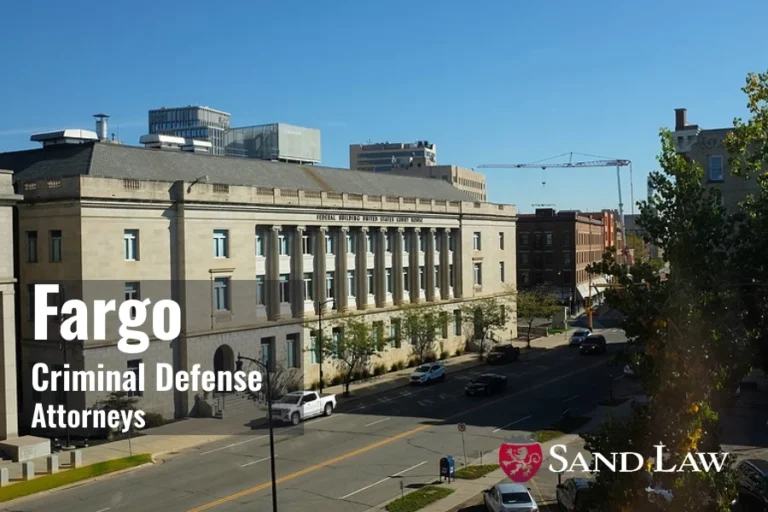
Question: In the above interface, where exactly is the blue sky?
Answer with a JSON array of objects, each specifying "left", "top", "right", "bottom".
[{"left": 2, "top": 0, "right": 766, "bottom": 212}]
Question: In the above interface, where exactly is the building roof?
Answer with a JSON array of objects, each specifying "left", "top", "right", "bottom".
[{"left": 0, "top": 143, "right": 477, "bottom": 202}]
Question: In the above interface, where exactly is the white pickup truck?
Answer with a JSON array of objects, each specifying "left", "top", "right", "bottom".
[{"left": 271, "top": 391, "right": 337, "bottom": 425}]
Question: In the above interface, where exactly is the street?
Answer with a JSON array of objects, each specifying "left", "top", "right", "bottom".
[{"left": 4, "top": 329, "right": 627, "bottom": 512}]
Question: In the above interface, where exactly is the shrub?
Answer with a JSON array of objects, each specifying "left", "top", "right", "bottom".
[
  {"left": 330, "top": 375, "right": 342, "bottom": 386},
  {"left": 142, "top": 412, "right": 167, "bottom": 429},
  {"left": 390, "top": 362, "right": 400, "bottom": 372},
  {"left": 352, "top": 371, "right": 362, "bottom": 381},
  {"left": 309, "top": 381, "right": 319, "bottom": 391},
  {"left": 454, "top": 347, "right": 465, "bottom": 357},
  {"left": 440, "top": 351, "right": 450, "bottom": 360},
  {"left": 424, "top": 352, "right": 437, "bottom": 363},
  {"left": 407, "top": 358, "right": 418, "bottom": 368},
  {"left": 361, "top": 368, "right": 371, "bottom": 379},
  {"left": 373, "top": 364, "right": 387, "bottom": 376}
]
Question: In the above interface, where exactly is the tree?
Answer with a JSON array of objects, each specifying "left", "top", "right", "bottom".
[
  {"left": 398, "top": 304, "right": 441, "bottom": 364},
  {"left": 516, "top": 288, "right": 560, "bottom": 348},
  {"left": 626, "top": 233, "right": 646, "bottom": 260},
  {"left": 459, "top": 297, "right": 509, "bottom": 355},
  {"left": 324, "top": 315, "right": 386, "bottom": 397},
  {"left": 100, "top": 391, "right": 140, "bottom": 437}
]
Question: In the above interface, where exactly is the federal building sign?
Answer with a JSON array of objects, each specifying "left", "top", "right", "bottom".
[{"left": 316, "top": 214, "right": 424, "bottom": 224}]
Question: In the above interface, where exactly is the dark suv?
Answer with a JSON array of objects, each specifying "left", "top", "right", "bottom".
[
  {"left": 735, "top": 459, "right": 768, "bottom": 511},
  {"left": 579, "top": 334, "right": 607, "bottom": 355},
  {"left": 486, "top": 344, "right": 520, "bottom": 364},
  {"left": 556, "top": 477, "right": 595, "bottom": 511}
]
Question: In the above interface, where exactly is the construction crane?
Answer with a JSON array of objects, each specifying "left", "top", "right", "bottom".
[{"left": 478, "top": 152, "right": 634, "bottom": 262}]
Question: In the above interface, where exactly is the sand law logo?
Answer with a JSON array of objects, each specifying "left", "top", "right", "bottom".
[{"left": 499, "top": 442, "right": 544, "bottom": 482}]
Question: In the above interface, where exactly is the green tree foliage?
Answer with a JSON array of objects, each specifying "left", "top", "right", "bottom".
[
  {"left": 398, "top": 304, "right": 441, "bottom": 364},
  {"left": 460, "top": 297, "right": 509, "bottom": 355},
  {"left": 625, "top": 233, "right": 646, "bottom": 259},
  {"left": 516, "top": 288, "right": 560, "bottom": 348},
  {"left": 324, "top": 315, "right": 386, "bottom": 396}
]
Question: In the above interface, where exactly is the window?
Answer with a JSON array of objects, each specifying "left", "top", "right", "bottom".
[
  {"left": 260, "top": 338, "right": 273, "bottom": 371},
  {"left": 473, "top": 232, "right": 481, "bottom": 250},
  {"left": 419, "top": 266, "right": 426, "bottom": 290},
  {"left": 286, "top": 334, "right": 300, "bottom": 368},
  {"left": 385, "top": 233, "right": 392, "bottom": 252},
  {"left": 499, "top": 232, "right": 505, "bottom": 250},
  {"left": 49, "top": 230, "right": 62, "bottom": 262},
  {"left": 366, "top": 233, "right": 374, "bottom": 253},
  {"left": 214, "top": 277, "right": 230, "bottom": 311},
  {"left": 325, "top": 234, "right": 335, "bottom": 254},
  {"left": 519, "top": 233, "right": 529, "bottom": 246},
  {"left": 454, "top": 309, "right": 462, "bottom": 335},
  {"left": 123, "top": 229, "right": 139, "bottom": 261},
  {"left": 474, "top": 263, "right": 483, "bottom": 286},
  {"left": 449, "top": 265, "right": 454, "bottom": 287},
  {"left": 521, "top": 253, "right": 529, "bottom": 264},
  {"left": 435, "top": 233, "right": 441, "bottom": 252},
  {"left": 520, "top": 270, "right": 530, "bottom": 285},
  {"left": 302, "top": 234, "right": 313, "bottom": 255},
  {"left": 278, "top": 233, "right": 290, "bottom": 256},
  {"left": 367, "top": 269, "right": 374, "bottom": 295},
  {"left": 27, "top": 284, "right": 35, "bottom": 321},
  {"left": 440, "top": 312, "right": 449, "bottom": 338},
  {"left": 26, "top": 231, "right": 38, "bottom": 263},
  {"left": 255, "top": 230, "right": 265, "bottom": 256},
  {"left": 326, "top": 272, "right": 335, "bottom": 303},
  {"left": 256, "top": 275, "right": 266, "bottom": 305},
  {"left": 347, "top": 232, "right": 356, "bottom": 254},
  {"left": 434, "top": 265, "right": 440, "bottom": 287},
  {"left": 386, "top": 268, "right": 393, "bottom": 293},
  {"left": 347, "top": 270, "right": 356, "bottom": 297},
  {"left": 403, "top": 267, "right": 411, "bottom": 292},
  {"left": 563, "top": 232, "right": 572, "bottom": 247},
  {"left": 708, "top": 155, "right": 724, "bottom": 181},
  {"left": 213, "top": 229, "right": 228, "bottom": 258},
  {"left": 544, "top": 253, "right": 553, "bottom": 265},
  {"left": 390, "top": 319, "right": 402, "bottom": 348},
  {"left": 279, "top": 274, "right": 291, "bottom": 303},
  {"left": 562, "top": 270, "right": 572, "bottom": 283},
  {"left": 372, "top": 321, "right": 384, "bottom": 346},
  {"left": 404, "top": 236, "right": 412, "bottom": 253},
  {"left": 125, "top": 282, "right": 140, "bottom": 319},
  {"left": 564, "top": 252, "right": 572, "bottom": 265},
  {"left": 303, "top": 272, "right": 314, "bottom": 301},
  {"left": 419, "top": 233, "right": 426, "bottom": 252},
  {"left": 127, "top": 360, "right": 143, "bottom": 397},
  {"left": 545, "top": 232, "right": 553, "bottom": 246},
  {"left": 309, "top": 331, "right": 319, "bottom": 364},
  {"left": 500, "top": 262, "right": 506, "bottom": 282}
]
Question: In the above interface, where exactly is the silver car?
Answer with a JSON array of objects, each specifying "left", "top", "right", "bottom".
[
  {"left": 482, "top": 482, "right": 539, "bottom": 512},
  {"left": 569, "top": 329, "right": 591, "bottom": 346}
]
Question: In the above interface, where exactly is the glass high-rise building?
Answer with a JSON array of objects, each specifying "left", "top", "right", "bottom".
[{"left": 148, "top": 106, "right": 231, "bottom": 155}]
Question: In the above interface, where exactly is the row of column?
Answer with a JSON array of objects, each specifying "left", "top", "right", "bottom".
[{"left": 262, "top": 225, "right": 464, "bottom": 320}]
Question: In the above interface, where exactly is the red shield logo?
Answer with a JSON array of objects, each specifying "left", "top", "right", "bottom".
[{"left": 499, "top": 442, "right": 544, "bottom": 482}]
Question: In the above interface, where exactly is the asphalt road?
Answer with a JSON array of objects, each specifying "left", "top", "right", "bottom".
[{"left": 6, "top": 329, "right": 627, "bottom": 512}]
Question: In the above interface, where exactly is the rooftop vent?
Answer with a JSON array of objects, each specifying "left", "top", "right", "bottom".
[
  {"left": 94, "top": 113, "right": 109, "bottom": 141},
  {"left": 31, "top": 129, "right": 99, "bottom": 147}
]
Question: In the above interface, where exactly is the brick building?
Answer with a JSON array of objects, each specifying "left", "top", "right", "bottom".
[{"left": 517, "top": 209, "right": 607, "bottom": 312}]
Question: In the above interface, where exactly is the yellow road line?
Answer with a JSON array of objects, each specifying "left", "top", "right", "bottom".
[{"left": 187, "top": 358, "right": 607, "bottom": 511}]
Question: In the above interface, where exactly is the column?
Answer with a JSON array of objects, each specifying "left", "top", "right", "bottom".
[
  {"left": 267, "top": 225, "right": 281, "bottom": 320},
  {"left": 291, "top": 226, "right": 305, "bottom": 319},
  {"left": 425, "top": 228, "right": 436, "bottom": 302},
  {"left": 409, "top": 228, "right": 421, "bottom": 303},
  {"left": 452, "top": 228, "right": 464, "bottom": 299},
  {"left": 357, "top": 227, "right": 369, "bottom": 309},
  {"left": 439, "top": 228, "right": 451, "bottom": 299},
  {"left": 375, "top": 228, "right": 387, "bottom": 307},
  {"left": 393, "top": 228, "right": 405, "bottom": 305},
  {"left": 314, "top": 226, "right": 328, "bottom": 313},
  {"left": 336, "top": 227, "right": 349, "bottom": 311}
]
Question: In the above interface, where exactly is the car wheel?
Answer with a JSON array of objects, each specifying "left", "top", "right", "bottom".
[
  {"left": 291, "top": 412, "right": 300, "bottom": 425},
  {"left": 324, "top": 403, "right": 333, "bottom": 417}
]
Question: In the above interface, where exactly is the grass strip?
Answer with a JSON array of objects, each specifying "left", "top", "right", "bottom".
[
  {"left": 533, "top": 416, "right": 591, "bottom": 443},
  {"left": 454, "top": 464, "right": 500, "bottom": 480},
  {"left": 386, "top": 485, "right": 455, "bottom": 512},
  {"left": 0, "top": 454, "right": 152, "bottom": 503}
]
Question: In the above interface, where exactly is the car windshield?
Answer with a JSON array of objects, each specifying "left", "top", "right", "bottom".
[
  {"left": 575, "top": 331, "right": 587, "bottom": 335},
  {"left": 276, "top": 394, "right": 301, "bottom": 404},
  {"left": 473, "top": 376, "right": 493, "bottom": 384},
  {"left": 501, "top": 492, "right": 531, "bottom": 504},
  {"left": 491, "top": 346, "right": 506, "bottom": 352},
  {"left": 416, "top": 365, "right": 431, "bottom": 373}
]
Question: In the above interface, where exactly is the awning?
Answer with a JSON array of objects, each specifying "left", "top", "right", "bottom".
[
  {"left": 576, "top": 283, "right": 591, "bottom": 300},
  {"left": 575, "top": 277, "right": 608, "bottom": 300}
]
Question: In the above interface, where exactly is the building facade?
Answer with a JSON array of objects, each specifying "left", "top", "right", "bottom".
[
  {"left": 1, "top": 140, "right": 516, "bottom": 427},
  {"left": 516, "top": 209, "right": 606, "bottom": 312},
  {"left": 672, "top": 108, "right": 758, "bottom": 210},
  {"left": 224, "top": 123, "right": 320, "bottom": 164},
  {"left": 148, "top": 106, "right": 232, "bottom": 156},
  {"left": 350, "top": 141, "right": 437, "bottom": 173},
  {"left": 387, "top": 165, "right": 487, "bottom": 202}
]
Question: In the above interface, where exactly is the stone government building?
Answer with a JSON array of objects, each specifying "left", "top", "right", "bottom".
[{"left": 0, "top": 136, "right": 517, "bottom": 426}]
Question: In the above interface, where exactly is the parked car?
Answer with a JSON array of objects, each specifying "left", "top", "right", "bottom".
[
  {"left": 556, "top": 477, "right": 594, "bottom": 511},
  {"left": 465, "top": 373, "right": 507, "bottom": 396},
  {"left": 409, "top": 362, "right": 446, "bottom": 385},
  {"left": 271, "top": 391, "right": 336, "bottom": 425},
  {"left": 735, "top": 458, "right": 768, "bottom": 511},
  {"left": 569, "top": 329, "right": 591, "bottom": 346},
  {"left": 482, "top": 482, "right": 539, "bottom": 511},
  {"left": 486, "top": 344, "right": 520, "bottom": 364},
  {"left": 579, "top": 334, "right": 607, "bottom": 355}
]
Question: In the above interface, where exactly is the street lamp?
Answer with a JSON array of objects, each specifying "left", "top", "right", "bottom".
[
  {"left": 317, "top": 298, "right": 335, "bottom": 394},
  {"left": 236, "top": 353, "right": 278, "bottom": 512}
]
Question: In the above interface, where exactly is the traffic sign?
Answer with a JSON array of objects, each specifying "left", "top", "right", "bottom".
[{"left": 458, "top": 423, "right": 466, "bottom": 432}]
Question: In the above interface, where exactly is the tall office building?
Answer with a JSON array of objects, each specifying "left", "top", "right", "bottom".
[
  {"left": 350, "top": 141, "right": 437, "bottom": 173},
  {"left": 148, "top": 106, "right": 231, "bottom": 156},
  {"left": 224, "top": 123, "right": 321, "bottom": 164}
]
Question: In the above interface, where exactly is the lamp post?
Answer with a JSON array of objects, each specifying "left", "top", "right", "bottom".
[
  {"left": 317, "top": 298, "right": 334, "bottom": 394},
  {"left": 236, "top": 353, "right": 278, "bottom": 512}
]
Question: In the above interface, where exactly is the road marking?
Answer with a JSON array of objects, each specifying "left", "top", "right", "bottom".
[
  {"left": 562, "top": 395, "right": 580, "bottom": 403},
  {"left": 364, "top": 417, "right": 391, "bottom": 427},
  {"left": 95, "top": 508, "right": 111, "bottom": 512},
  {"left": 338, "top": 461, "right": 428, "bottom": 500},
  {"left": 417, "top": 399, "right": 433, "bottom": 407},
  {"left": 200, "top": 435, "right": 268, "bottom": 455},
  {"left": 186, "top": 359, "right": 607, "bottom": 512},
  {"left": 613, "top": 375, "right": 625, "bottom": 381},
  {"left": 492, "top": 415, "right": 533, "bottom": 433},
  {"left": 535, "top": 365, "right": 549, "bottom": 370},
  {"left": 240, "top": 456, "right": 272, "bottom": 467},
  {"left": 439, "top": 393, "right": 452, "bottom": 400}
]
